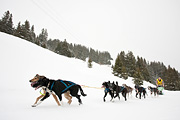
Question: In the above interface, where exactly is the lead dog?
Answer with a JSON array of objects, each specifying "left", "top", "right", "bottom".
[
  {"left": 30, "top": 74, "right": 86, "bottom": 107},
  {"left": 31, "top": 75, "right": 72, "bottom": 107}
]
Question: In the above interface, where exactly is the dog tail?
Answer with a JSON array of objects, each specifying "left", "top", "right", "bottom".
[{"left": 78, "top": 85, "right": 87, "bottom": 96}]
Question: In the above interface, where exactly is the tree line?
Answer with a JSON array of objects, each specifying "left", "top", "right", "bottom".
[
  {"left": 0, "top": 11, "right": 112, "bottom": 65},
  {"left": 112, "top": 51, "right": 180, "bottom": 90}
]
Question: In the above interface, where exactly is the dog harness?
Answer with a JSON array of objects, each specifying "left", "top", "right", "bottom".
[
  {"left": 105, "top": 88, "right": 110, "bottom": 92},
  {"left": 49, "top": 80, "right": 76, "bottom": 94},
  {"left": 120, "top": 86, "right": 125, "bottom": 92},
  {"left": 58, "top": 80, "right": 76, "bottom": 93}
]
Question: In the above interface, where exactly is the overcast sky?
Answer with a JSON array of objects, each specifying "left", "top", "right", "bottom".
[{"left": 0, "top": 0, "right": 180, "bottom": 71}]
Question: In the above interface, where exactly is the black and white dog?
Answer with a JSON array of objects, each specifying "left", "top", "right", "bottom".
[
  {"left": 30, "top": 74, "right": 87, "bottom": 107},
  {"left": 134, "top": 85, "right": 147, "bottom": 99}
]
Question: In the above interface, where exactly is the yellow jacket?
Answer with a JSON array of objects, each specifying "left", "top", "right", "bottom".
[{"left": 157, "top": 79, "right": 163, "bottom": 85}]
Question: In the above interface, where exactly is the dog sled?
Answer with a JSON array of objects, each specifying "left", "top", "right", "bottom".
[{"left": 158, "top": 87, "right": 164, "bottom": 95}]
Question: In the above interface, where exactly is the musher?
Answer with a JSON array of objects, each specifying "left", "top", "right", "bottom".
[{"left": 156, "top": 77, "right": 164, "bottom": 95}]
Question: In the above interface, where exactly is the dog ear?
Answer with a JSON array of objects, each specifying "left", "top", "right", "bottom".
[
  {"left": 39, "top": 76, "right": 45, "bottom": 80},
  {"left": 116, "top": 81, "right": 118, "bottom": 85},
  {"left": 35, "top": 74, "right": 40, "bottom": 78}
]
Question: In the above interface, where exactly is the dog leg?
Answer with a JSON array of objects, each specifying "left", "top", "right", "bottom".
[
  {"left": 52, "top": 94, "right": 61, "bottom": 106},
  {"left": 143, "top": 92, "right": 146, "bottom": 99},
  {"left": 150, "top": 92, "right": 153, "bottom": 98},
  {"left": 57, "top": 94, "right": 64, "bottom": 105},
  {"left": 123, "top": 92, "right": 127, "bottom": 101},
  {"left": 75, "top": 95, "right": 82, "bottom": 105},
  {"left": 103, "top": 92, "right": 108, "bottom": 102},
  {"left": 32, "top": 89, "right": 46, "bottom": 107},
  {"left": 64, "top": 91, "right": 72, "bottom": 105},
  {"left": 110, "top": 91, "right": 114, "bottom": 102},
  {"left": 33, "top": 89, "right": 46, "bottom": 106},
  {"left": 139, "top": 92, "right": 141, "bottom": 99},
  {"left": 117, "top": 93, "right": 120, "bottom": 100},
  {"left": 33, "top": 95, "right": 44, "bottom": 106},
  {"left": 32, "top": 92, "right": 50, "bottom": 107},
  {"left": 32, "top": 101, "right": 42, "bottom": 107},
  {"left": 67, "top": 98, "right": 72, "bottom": 105},
  {"left": 135, "top": 92, "right": 138, "bottom": 98}
]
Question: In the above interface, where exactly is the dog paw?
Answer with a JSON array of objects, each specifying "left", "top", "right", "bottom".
[
  {"left": 68, "top": 101, "right": 72, "bottom": 105},
  {"left": 79, "top": 103, "right": 83, "bottom": 105},
  {"left": 32, "top": 104, "right": 37, "bottom": 107}
]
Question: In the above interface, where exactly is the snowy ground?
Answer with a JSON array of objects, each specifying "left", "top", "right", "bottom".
[{"left": 0, "top": 32, "right": 180, "bottom": 120}]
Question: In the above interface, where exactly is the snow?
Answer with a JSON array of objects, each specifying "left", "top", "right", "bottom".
[{"left": 0, "top": 32, "right": 180, "bottom": 120}]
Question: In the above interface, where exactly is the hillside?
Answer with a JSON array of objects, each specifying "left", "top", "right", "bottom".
[
  {"left": 0, "top": 32, "right": 180, "bottom": 120},
  {"left": 1, "top": 10, "right": 180, "bottom": 90}
]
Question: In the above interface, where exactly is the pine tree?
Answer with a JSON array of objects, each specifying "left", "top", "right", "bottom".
[
  {"left": 47, "top": 39, "right": 60, "bottom": 51},
  {"left": 55, "top": 39, "right": 73, "bottom": 57},
  {"left": 14, "top": 22, "right": 22, "bottom": 38},
  {"left": 6, "top": 13, "right": 13, "bottom": 34},
  {"left": 148, "top": 61, "right": 167, "bottom": 84},
  {"left": 98, "top": 52, "right": 112, "bottom": 65},
  {"left": 112, "top": 51, "right": 128, "bottom": 79},
  {"left": 121, "top": 66, "right": 128, "bottom": 79},
  {"left": 24, "top": 20, "right": 31, "bottom": 40},
  {"left": 88, "top": 58, "right": 92, "bottom": 68},
  {"left": 37, "top": 28, "right": 48, "bottom": 47},
  {"left": 89, "top": 48, "right": 99, "bottom": 63},
  {"left": 136, "top": 57, "right": 150, "bottom": 82},
  {"left": 119, "top": 51, "right": 126, "bottom": 65},
  {"left": 133, "top": 68, "right": 143, "bottom": 85},
  {"left": 72, "top": 44, "right": 89, "bottom": 61},
  {"left": 117, "top": 51, "right": 126, "bottom": 78},
  {"left": 113, "top": 54, "right": 121, "bottom": 77},
  {"left": 30, "top": 25, "right": 36, "bottom": 43},
  {"left": 142, "top": 59, "right": 151, "bottom": 83},
  {"left": 164, "top": 66, "right": 180, "bottom": 90},
  {"left": 19, "top": 20, "right": 31, "bottom": 40},
  {"left": 0, "top": 11, "right": 14, "bottom": 34},
  {"left": 126, "top": 51, "right": 136, "bottom": 77}
]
